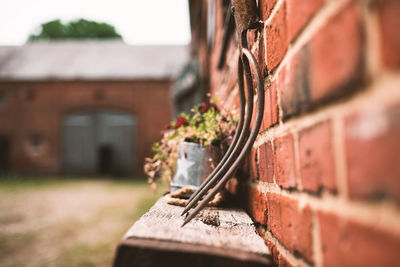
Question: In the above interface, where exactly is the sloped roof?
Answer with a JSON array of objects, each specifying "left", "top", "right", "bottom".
[{"left": 0, "top": 41, "right": 189, "bottom": 81}]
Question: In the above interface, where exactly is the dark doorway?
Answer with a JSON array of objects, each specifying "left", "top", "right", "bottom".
[
  {"left": 97, "top": 145, "right": 113, "bottom": 174},
  {"left": 62, "top": 112, "right": 136, "bottom": 174},
  {"left": 0, "top": 137, "right": 10, "bottom": 173}
]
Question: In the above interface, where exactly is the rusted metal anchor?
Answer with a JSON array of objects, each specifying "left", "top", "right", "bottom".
[{"left": 181, "top": 0, "right": 265, "bottom": 227}]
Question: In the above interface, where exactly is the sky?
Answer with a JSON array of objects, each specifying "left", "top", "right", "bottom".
[{"left": 0, "top": 0, "right": 191, "bottom": 45}]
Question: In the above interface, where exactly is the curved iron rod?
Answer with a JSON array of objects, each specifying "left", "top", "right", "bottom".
[
  {"left": 183, "top": 58, "right": 246, "bottom": 210},
  {"left": 182, "top": 48, "right": 265, "bottom": 227},
  {"left": 183, "top": 55, "right": 247, "bottom": 211},
  {"left": 181, "top": 54, "right": 254, "bottom": 216}
]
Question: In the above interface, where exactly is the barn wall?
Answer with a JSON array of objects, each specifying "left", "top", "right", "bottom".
[
  {"left": 0, "top": 80, "right": 172, "bottom": 174},
  {"left": 193, "top": 0, "right": 400, "bottom": 266}
]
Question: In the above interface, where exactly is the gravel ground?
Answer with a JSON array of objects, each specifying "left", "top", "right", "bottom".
[{"left": 0, "top": 177, "right": 163, "bottom": 267}]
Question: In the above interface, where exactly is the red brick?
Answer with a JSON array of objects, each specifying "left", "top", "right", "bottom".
[
  {"left": 319, "top": 212, "right": 400, "bottom": 267},
  {"left": 258, "top": 141, "right": 274, "bottom": 183},
  {"left": 309, "top": 1, "right": 363, "bottom": 102},
  {"left": 264, "top": 238, "right": 280, "bottom": 266},
  {"left": 259, "top": 0, "right": 278, "bottom": 21},
  {"left": 273, "top": 134, "right": 297, "bottom": 189},
  {"left": 240, "top": 146, "right": 258, "bottom": 181},
  {"left": 266, "top": 2, "right": 288, "bottom": 71},
  {"left": 267, "top": 194, "right": 313, "bottom": 263},
  {"left": 277, "top": 46, "right": 310, "bottom": 120},
  {"left": 247, "top": 187, "right": 268, "bottom": 225},
  {"left": 286, "top": 0, "right": 324, "bottom": 41},
  {"left": 250, "top": 101, "right": 258, "bottom": 133},
  {"left": 263, "top": 237, "right": 295, "bottom": 267},
  {"left": 247, "top": 29, "right": 258, "bottom": 49},
  {"left": 278, "top": 254, "right": 295, "bottom": 267},
  {"left": 224, "top": 57, "right": 239, "bottom": 94},
  {"left": 225, "top": 177, "right": 238, "bottom": 195},
  {"left": 257, "top": 28, "right": 267, "bottom": 78},
  {"left": 299, "top": 120, "right": 336, "bottom": 193},
  {"left": 270, "top": 82, "right": 279, "bottom": 126},
  {"left": 261, "top": 80, "right": 279, "bottom": 131},
  {"left": 345, "top": 103, "right": 400, "bottom": 204},
  {"left": 249, "top": 147, "right": 259, "bottom": 181},
  {"left": 378, "top": 0, "right": 400, "bottom": 68}
]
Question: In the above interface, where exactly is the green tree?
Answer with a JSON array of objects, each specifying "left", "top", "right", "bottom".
[{"left": 29, "top": 19, "right": 122, "bottom": 41}]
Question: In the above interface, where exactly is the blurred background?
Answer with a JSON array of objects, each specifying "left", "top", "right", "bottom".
[
  {"left": 1, "top": 0, "right": 400, "bottom": 266},
  {"left": 0, "top": 0, "right": 191, "bottom": 266}
]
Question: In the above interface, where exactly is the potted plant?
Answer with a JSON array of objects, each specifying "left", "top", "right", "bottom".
[{"left": 144, "top": 103, "right": 237, "bottom": 192}]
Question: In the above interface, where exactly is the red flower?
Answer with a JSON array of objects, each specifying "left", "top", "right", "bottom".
[
  {"left": 164, "top": 124, "right": 172, "bottom": 130},
  {"left": 175, "top": 116, "right": 186, "bottom": 128},
  {"left": 199, "top": 103, "right": 209, "bottom": 112}
]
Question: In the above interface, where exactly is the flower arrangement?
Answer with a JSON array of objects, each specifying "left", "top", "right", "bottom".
[{"left": 144, "top": 103, "right": 237, "bottom": 188}]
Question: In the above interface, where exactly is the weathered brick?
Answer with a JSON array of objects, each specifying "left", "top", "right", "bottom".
[
  {"left": 261, "top": 80, "right": 279, "bottom": 131},
  {"left": 266, "top": 2, "right": 288, "bottom": 71},
  {"left": 249, "top": 147, "right": 259, "bottom": 181},
  {"left": 319, "top": 212, "right": 400, "bottom": 267},
  {"left": 267, "top": 194, "right": 313, "bottom": 263},
  {"left": 239, "top": 146, "right": 257, "bottom": 181},
  {"left": 258, "top": 28, "right": 267, "bottom": 78},
  {"left": 277, "top": 46, "right": 310, "bottom": 120},
  {"left": 225, "top": 177, "right": 238, "bottom": 195},
  {"left": 309, "top": 1, "right": 363, "bottom": 102},
  {"left": 273, "top": 134, "right": 297, "bottom": 189},
  {"left": 259, "top": 0, "right": 278, "bottom": 21},
  {"left": 264, "top": 238, "right": 280, "bottom": 266},
  {"left": 247, "top": 187, "right": 268, "bottom": 225},
  {"left": 270, "top": 83, "right": 279, "bottom": 126},
  {"left": 378, "top": 0, "right": 400, "bottom": 69},
  {"left": 263, "top": 237, "right": 295, "bottom": 267},
  {"left": 250, "top": 100, "right": 258, "bottom": 131},
  {"left": 345, "top": 102, "right": 400, "bottom": 204},
  {"left": 258, "top": 141, "right": 274, "bottom": 183},
  {"left": 299, "top": 120, "right": 336, "bottom": 193},
  {"left": 247, "top": 29, "right": 258, "bottom": 49},
  {"left": 286, "top": 0, "right": 324, "bottom": 41},
  {"left": 225, "top": 56, "right": 239, "bottom": 94},
  {"left": 278, "top": 255, "right": 295, "bottom": 267}
]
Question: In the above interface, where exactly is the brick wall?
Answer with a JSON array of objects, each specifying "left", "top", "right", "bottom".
[
  {"left": 195, "top": 0, "right": 400, "bottom": 266},
  {"left": 0, "top": 80, "right": 171, "bottom": 174}
]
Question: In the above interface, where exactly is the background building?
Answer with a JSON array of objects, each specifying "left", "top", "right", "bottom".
[{"left": 0, "top": 41, "right": 188, "bottom": 175}]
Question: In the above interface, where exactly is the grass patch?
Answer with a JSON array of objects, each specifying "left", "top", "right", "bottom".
[
  {"left": 0, "top": 175, "right": 150, "bottom": 193},
  {"left": 0, "top": 176, "right": 76, "bottom": 192},
  {"left": 54, "top": 242, "right": 113, "bottom": 267}
]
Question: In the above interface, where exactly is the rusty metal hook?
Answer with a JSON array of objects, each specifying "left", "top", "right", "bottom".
[
  {"left": 181, "top": 0, "right": 264, "bottom": 227},
  {"left": 181, "top": 53, "right": 253, "bottom": 216}
]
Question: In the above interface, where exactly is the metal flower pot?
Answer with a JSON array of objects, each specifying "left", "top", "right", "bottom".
[{"left": 171, "top": 141, "right": 220, "bottom": 192}]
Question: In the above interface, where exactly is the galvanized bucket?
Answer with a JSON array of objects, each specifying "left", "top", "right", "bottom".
[{"left": 170, "top": 141, "right": 220, "bottom": 192}]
